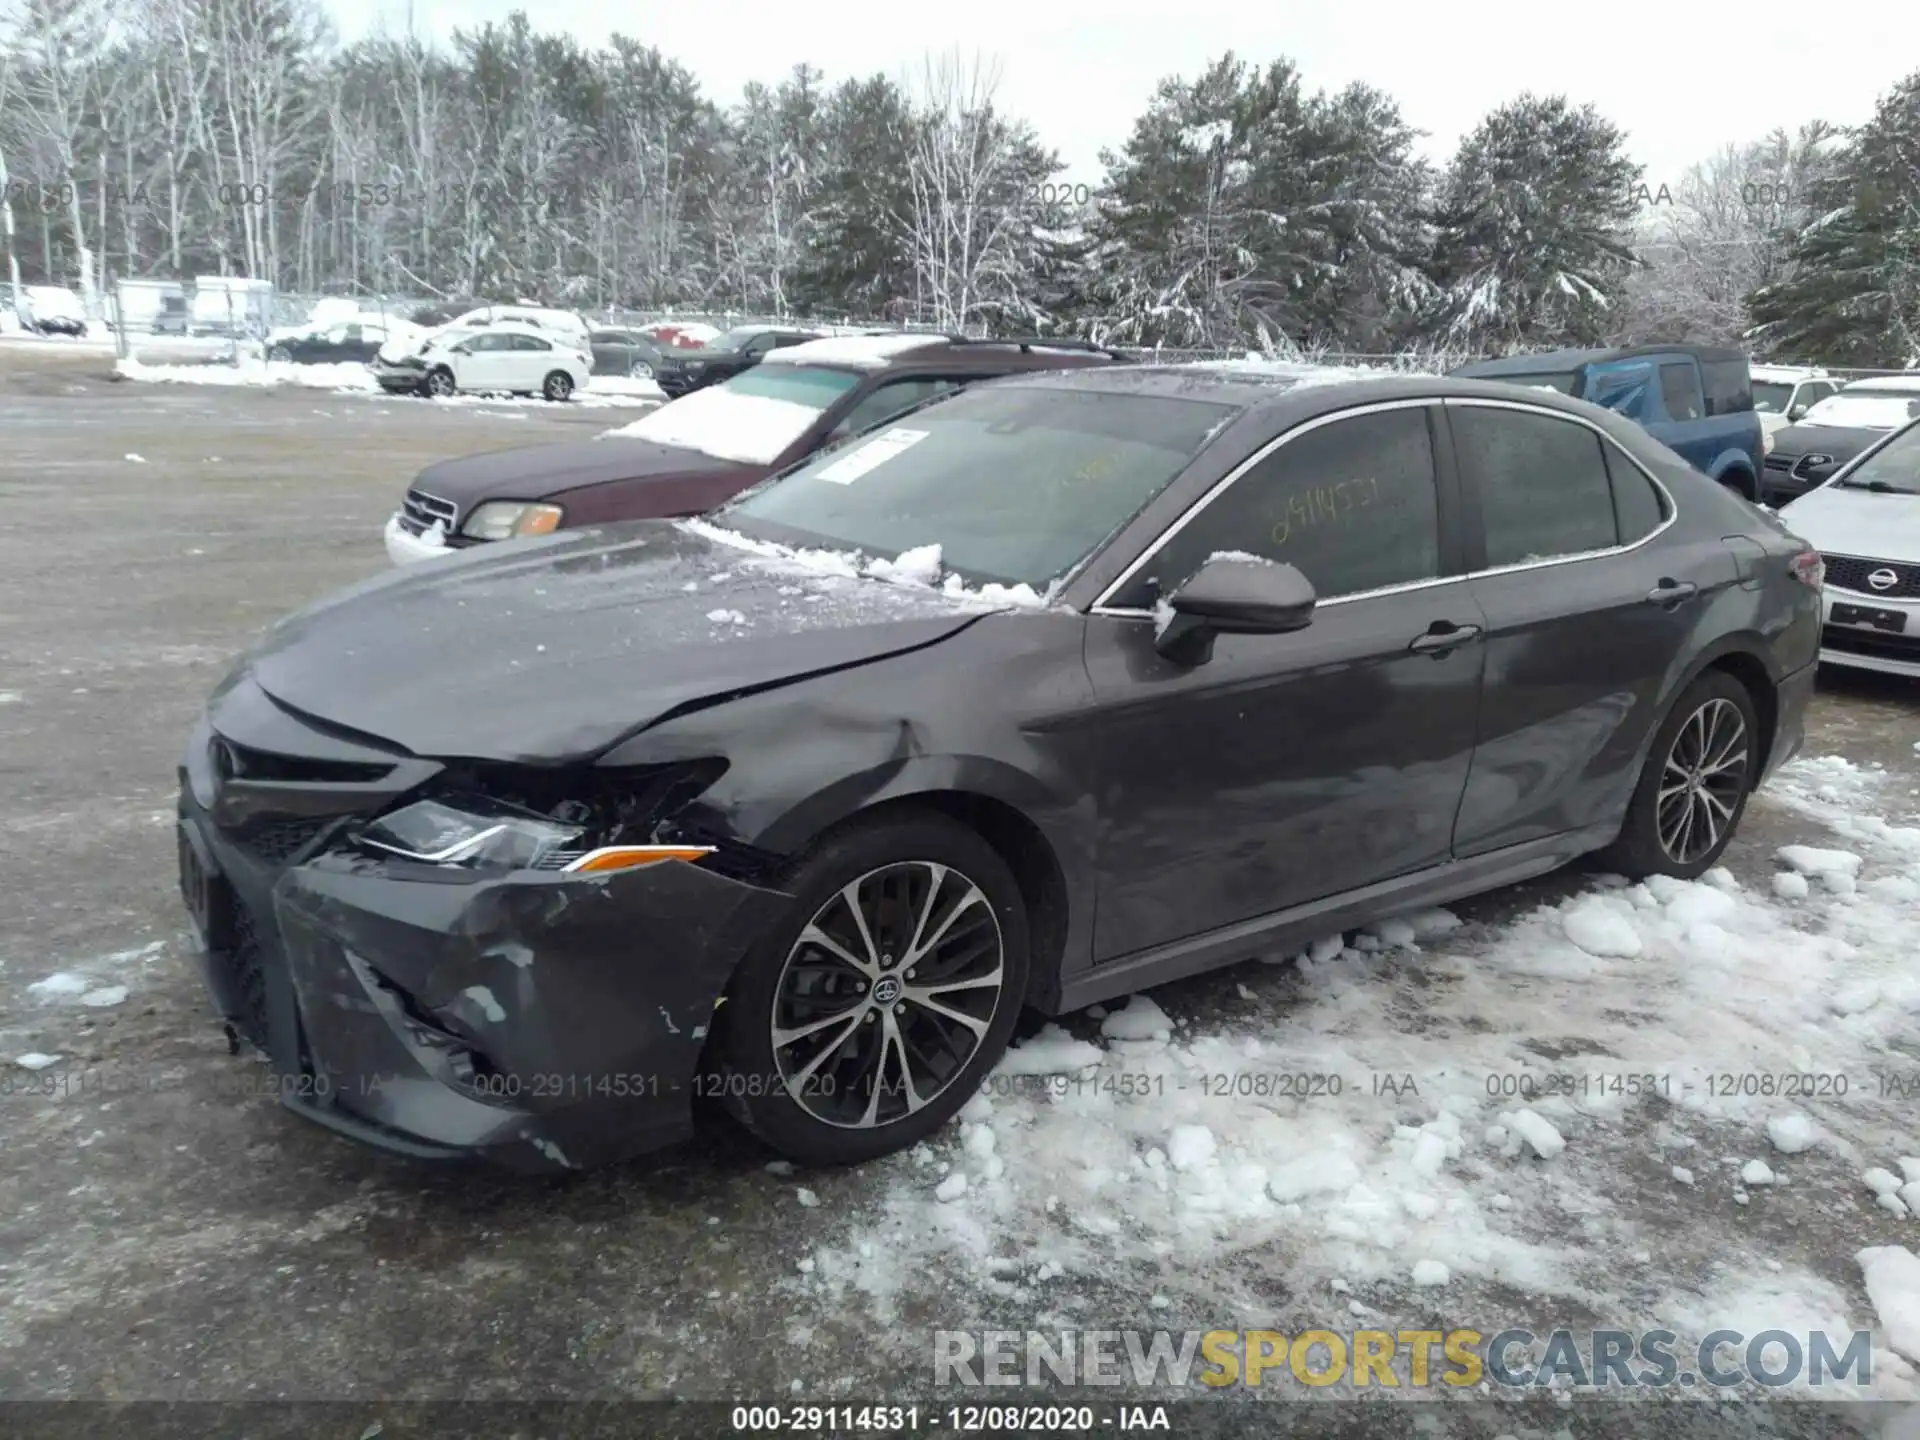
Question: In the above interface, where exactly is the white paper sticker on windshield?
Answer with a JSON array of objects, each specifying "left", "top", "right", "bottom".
[{"left": 814, "top": 427, "right": 928, "bottom": 485}]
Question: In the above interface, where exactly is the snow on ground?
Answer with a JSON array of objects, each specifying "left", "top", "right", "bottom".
[
  {"left": 112, "top": 356, "right": 659, "bottom": 409},
  {"left": 0, "top": 329, "right": 115, "bottom": 354},
  {"left": 790, "top": 754, "right": 1920, "bottom": 1394}
]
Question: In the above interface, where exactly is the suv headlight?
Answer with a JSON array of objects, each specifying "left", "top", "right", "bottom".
[{"left": 461, "top": 501, "right": 564, "bottom": 541}]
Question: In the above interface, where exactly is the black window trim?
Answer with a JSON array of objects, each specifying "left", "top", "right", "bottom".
[
  {"left": 1090, "top": 397, "right": 1460, "bottom": 618},
  {"left": 1440, "top": 396, "right": 1677, "bottom": 580}
]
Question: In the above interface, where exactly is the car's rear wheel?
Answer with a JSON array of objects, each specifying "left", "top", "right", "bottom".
[
  {"left": 268, "top": 344, "right": 292, "bottom": 363},
  {"left": 425, "top": 367, "right": 456, "bottom": 398},
  {"left": 543, "top": 370, "right": 574, "bottom": 401},
  {"left": 1599, "top": 670, "right": 1759, "bottom": 880},
  {"left": 718, "top": 811, "right": 1029, "bottom": 1165}
]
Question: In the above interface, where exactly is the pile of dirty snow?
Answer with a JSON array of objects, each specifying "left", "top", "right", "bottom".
[{"left": 786, "top": 756, "right": 1920, "bottom": 1394}]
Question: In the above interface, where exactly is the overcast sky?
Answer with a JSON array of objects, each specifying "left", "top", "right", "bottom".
[{"left": 325, "top": 0, "right": 1918, "bottom": 190}]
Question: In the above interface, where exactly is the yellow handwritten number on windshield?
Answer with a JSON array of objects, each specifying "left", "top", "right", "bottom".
[{"left": 1270, "top": 475, "right": 1378, "bottom": 546}]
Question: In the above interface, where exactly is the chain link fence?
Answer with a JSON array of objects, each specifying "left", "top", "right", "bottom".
[{"left": 60, "top": 280, "right": 1920, "bottom": 383}]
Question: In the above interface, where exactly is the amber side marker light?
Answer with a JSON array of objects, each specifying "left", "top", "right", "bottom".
[{"left": 562, "top": 845, "right": 716, "bottom": 875}]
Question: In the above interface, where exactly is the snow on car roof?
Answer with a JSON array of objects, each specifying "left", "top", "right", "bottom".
[
  {"left": 1751, "top": 364, "right": 1827, "bottom": 381},
  {"left": 1178, "top": 356, "right": 1398, "bottom": 387},
  {"left": 1843, "top": 374, "right": 1920, "bottom": 393},
  {"left": 760, "top": 333, "right": 943, "bottom": 369}
]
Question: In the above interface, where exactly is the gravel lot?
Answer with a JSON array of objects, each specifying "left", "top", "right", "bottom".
[{"left": 4, "top": 340, "right": 1920, "bottom": 1438}]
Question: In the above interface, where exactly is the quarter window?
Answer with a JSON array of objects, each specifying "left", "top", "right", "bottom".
[
  {"left": 1701, "top": 359, "right": 1753, "bottom": 415},
  {"left": 1605, "top": 446, "right": 1667, "bottom": 543},
  {"left": 1454, "top": 406, "right": 1620, "bottom": 566},
  {"left": 1110, "top": 407, "right": 1441, "bottom": 608}
]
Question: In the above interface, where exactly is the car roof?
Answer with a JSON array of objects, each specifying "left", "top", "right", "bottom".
[
  {"left": 1453, "top": 344, "right": 1747, "bottom": 377},
  {"left": 1841, "top": 375, "right": 1920, "bottom": 393},
  {"left": 760, "top": 332, "right": 1129, "bottom": 373},
  {"left": 990, "top": 361, "right": 1664, "bottom": 432},
  {"left": 1750, "top": 364, "right": 1827, "bottom": 380}
]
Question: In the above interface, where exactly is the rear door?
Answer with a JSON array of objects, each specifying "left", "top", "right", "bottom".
[
  {"left": 1083, "top": 401, "right": 1488, "bottom": 959},
  {"left": 1444, "top": 397, "right": 1727, "bottom": 854},
  {"left": 505, "top": 332, "right": 557, "bottom": 388}
]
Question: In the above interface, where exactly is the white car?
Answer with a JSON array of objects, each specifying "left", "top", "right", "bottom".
[
  {"left": 1777, "top": 416, "right": 1920, "bottom": 677},
  {"left": 447, "top": 306, "right": 591, "bottom": 362},
  {"left": 372, "top": 322, "right": 591, "bottom": 401},
  {"left": 1751, "top": 364, "right": 1841, "bottom": 442}
]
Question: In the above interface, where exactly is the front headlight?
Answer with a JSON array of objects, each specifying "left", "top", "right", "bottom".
[
  {"left": 358, "top": 798, "right": 582, "bottom": 871},
  {"left": 461, "top": 501, "right": 564, "bottom": 541},
  {"left": 355, "top": 795, "right": 716, "bottom": 876}
]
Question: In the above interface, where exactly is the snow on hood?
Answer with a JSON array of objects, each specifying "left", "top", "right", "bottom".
[
  {"left": 1780, "top": 481, "right": 1920, "bottom": 559},
  {"left": 606, "top": 387, "right": 824, "bottom": 464}
]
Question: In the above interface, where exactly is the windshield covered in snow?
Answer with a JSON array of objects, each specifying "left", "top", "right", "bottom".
[
  {"left": 709, "top": 328, "right": 760, "bottom": 352},
  {"left": 1751, "top": 382, "right": 1794, "bottom": 412},
  {"left": 606, "top": 364, "right": 860, "bottom": 463},
  {"left": 1835, "top": 423, "right": 1920, "bottom": 494},
  {"left": 719, "top": 385, "right": 1237, "bottom": 589},
  {"left": 1802, "top": 391, "right": 1920, "bottom": 429}
]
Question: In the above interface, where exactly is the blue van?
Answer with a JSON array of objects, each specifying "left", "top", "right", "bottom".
[{"left": 1450, "top": 346, "right": 1766, "bottom": 501}]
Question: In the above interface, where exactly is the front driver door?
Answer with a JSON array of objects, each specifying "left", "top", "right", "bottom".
[{"left": 1082, "top": 401, "right": 1487, "bottom": 961}]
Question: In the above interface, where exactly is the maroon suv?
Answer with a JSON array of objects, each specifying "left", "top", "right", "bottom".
[{"left": 382, "top": 334, "right": 1130, "bottom": 564}]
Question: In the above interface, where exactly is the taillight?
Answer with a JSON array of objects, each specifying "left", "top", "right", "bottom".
[{"left": 1790, "top": 549, "right": 1824, "bottom": 590}]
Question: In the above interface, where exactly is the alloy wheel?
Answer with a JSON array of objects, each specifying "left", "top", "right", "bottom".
[
  {"left": 770, "top": 861, "right": 1005, "bottom": 1129},
  {"left": 546, "top": 373, "right": 572, "bottom": 400},
  {"left": 427, "top": 369, "right": 454, "bottom": 397},
  {"left": 1655, "top": 697, "right": 1749, "bottom": 866}
]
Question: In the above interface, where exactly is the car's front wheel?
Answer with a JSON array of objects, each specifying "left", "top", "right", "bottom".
[
  {"left": 268, "top": 344, "right": 292, "bottom": 363},
  {"left": 542, "top": 369, "right": 574, "bottom": 401},
  {"left": 1599, "top": 669, "right": 1759, "bottom": 880},
  {"left": 719, "top": 811, "right": 1030, "bottom": 1165},
  {"left": 425, "top": 367, "right": 456, "bottom": 398}
]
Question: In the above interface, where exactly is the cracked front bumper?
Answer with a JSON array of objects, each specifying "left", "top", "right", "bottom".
[{"left": 178, "top": 736, "right": 790, "bottom": 1173}]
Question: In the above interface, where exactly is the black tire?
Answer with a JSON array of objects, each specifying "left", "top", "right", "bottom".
[
  {"left": 1598, "top": 669, "right": 1759, "bottom": 880},
  {"left": 425, "top": 367, "right": 456, "bottom": 398},
  {"left": 1719, "top": 471, "right": 1757, "bottom": 502},
  {"left": 718, "top": 810, "right": 1030, "bottom": 1166},
  {"left": 542, "top": 370, "right": 574, "bottom": 401}
]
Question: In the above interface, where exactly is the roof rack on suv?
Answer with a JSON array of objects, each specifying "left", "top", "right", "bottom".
[{"left": 941, "top": 334, "right": 1134, "bottom": 361}]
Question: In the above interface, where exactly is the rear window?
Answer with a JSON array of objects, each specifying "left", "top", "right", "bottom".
[{"left": 1701, "top": 359, "right": 1752, "bottom": 416}]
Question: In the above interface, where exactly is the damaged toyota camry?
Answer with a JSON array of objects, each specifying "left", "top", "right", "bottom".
[{"left": 177, "top": 364, "right": 1822, "bottom": 1173}]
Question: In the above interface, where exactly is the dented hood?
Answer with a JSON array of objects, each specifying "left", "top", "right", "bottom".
[{"left": 243, "top": 522, "right": 989, "bottom": 763}]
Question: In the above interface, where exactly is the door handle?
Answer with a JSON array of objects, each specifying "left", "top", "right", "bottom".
[
  {"left": 1407, "top": 621, "right": 1483, "bottom": 655},
  {"left": 1645, "top": 579, "right": 1698, "bottom": 607}
]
